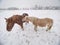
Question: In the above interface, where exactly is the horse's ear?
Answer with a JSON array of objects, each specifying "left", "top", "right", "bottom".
[{"left": 5, "top": 18, "right": 7, "bottom": 21}]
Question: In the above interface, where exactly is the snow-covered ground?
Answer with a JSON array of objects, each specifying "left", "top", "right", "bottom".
[{"left": 0, "top": 10, "right": 60, "bottom": 45}]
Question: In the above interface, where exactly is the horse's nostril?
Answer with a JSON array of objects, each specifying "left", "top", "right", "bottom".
[
  {"left": 7, "top": 28, "right": 12, "bottom": 31},
  {"left": 7, "top": 29, "right": 11, "bottom": 31}
]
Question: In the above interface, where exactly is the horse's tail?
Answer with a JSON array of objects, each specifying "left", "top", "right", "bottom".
[
  {"left": 46, "top": 19, "right": 53, "bottom": 31},
  {"left": 48, "top": 19, "right": 53, "bottom": 30}
]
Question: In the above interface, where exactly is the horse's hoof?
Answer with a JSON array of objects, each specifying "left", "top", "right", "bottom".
[
  {"left": 35, "top": 30, "right": 37, "bottom": 32},
  {"left": 46, "top": 30, "right": 48, "bottom": 32},
  {"left": 22, "top": 29, "right": 24, "bottom": 31}
]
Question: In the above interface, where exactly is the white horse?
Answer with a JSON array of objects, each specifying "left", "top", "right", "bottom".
[{"left": 22, "top": 16, "right": 53, "bottom": 32}]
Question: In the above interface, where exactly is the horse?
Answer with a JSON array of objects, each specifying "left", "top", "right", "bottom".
[
  {"left": 5, "top": 13, "right": 28, "bottom": 31},
  {"left": 22, "top": 16, "right": 53, "bottom": 32}
]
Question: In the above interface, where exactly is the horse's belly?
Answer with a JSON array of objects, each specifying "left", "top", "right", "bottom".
[{"left": 38, "top": 23, "right": 46, "bottom": 27}]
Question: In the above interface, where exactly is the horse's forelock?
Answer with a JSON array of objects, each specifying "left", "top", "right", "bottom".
[{"left": 22, "top": 13, "right": 28, "bottom": 17}]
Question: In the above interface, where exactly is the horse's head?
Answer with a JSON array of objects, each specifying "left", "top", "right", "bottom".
[
  {"left": 22, "top": 16, "right": 29, "bottom": 23},
  {"left": 22, "top": 13, "right": 29, "bottom": 23},
  {"left": 5, "top": 18, "right": 14, "bottom": 31}
]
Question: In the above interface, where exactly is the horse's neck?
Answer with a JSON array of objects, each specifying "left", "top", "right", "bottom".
[{"left": 28, "top": 17, "right": 35, "bottom": 23}]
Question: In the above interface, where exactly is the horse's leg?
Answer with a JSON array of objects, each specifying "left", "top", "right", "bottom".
[
  {"left": 46, "top": 23, "right": 53, "bottom": 31},
  {"left": 34, "top": 25, "right": 37, "bottom": 32},
  {"left": 20, "top": 23, "right": 24, "bottom": 30}
]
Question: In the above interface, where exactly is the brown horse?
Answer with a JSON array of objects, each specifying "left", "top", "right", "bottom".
[
  {"left": 22, "top": 16, "right": 53, "bottom": 31},
  {"left": 5, "top": 13, "right": 28, "bottom": 31}
]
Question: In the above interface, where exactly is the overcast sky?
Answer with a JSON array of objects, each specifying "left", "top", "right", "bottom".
[{"left": 0, "top": 0, "right": 60, "bottom": 8}]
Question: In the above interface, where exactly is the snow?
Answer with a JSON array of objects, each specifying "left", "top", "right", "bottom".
[{"left": 0, "top": 10, "right": 60, "bottom": 45}]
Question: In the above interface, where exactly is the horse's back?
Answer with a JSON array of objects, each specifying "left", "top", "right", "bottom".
[
  {"left": 11, "top": 15, "right": 23, "bottom": 22},
  {"left": 44, "top": 18, "right": 53, "bottom": 23},
  {"left": 34, "top": 18, "right": 53, "bottom": 27}
]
